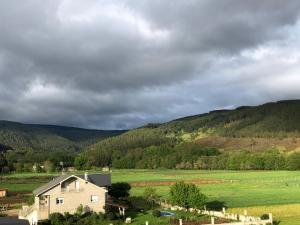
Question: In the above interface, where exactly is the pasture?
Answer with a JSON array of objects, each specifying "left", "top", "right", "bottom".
[{"left": 2, "top": 170, "right": 300, "bottom": 224}]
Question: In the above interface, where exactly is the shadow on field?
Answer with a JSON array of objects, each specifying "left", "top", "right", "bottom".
[{"left": 206, "top": 201, "right": 227, "bottom": 211}]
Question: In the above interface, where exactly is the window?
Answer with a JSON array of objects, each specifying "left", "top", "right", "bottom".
[
  {"left": 56, "top": 197, "right": 64, "bottom": 205},
  {"left": 91, "top": 195, "right": 98, "bottom": 203}
]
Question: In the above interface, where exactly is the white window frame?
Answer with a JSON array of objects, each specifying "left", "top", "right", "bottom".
[
  {"left": 91, "top": 195, "right": 99, "bottom": 203},
  {"left": 56, "top": 197, "right": 64, "bottom": 205}
]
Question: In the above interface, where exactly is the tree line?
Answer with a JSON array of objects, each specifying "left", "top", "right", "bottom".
[
  {"left": 74, "top": 143, "right": 300, "bottom": 171},
  {"left": 2, "top": 143, "right": 300, "bottom": 174}
]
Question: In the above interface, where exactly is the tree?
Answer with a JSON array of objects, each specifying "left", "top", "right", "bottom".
[
  {"left": 43, "top": 160, "right": 54, "bottom": 173},
  {"left": 0, "top": 153, "right": 9, "bottom": 174},
  {"left": 287, "top": 152, "right": 300, "bottom": 170},
  {"left": 108, "top": 182, "right": 131, "bottom": 199},
  {"left": 143, "top": 187, "right": 159, "bottom": 207},
  {"left": 169, "top": 182, "right": 207, "bottom": 209},
  {"left": 74, "top": 154, "right": 91, "bottom": 170}
]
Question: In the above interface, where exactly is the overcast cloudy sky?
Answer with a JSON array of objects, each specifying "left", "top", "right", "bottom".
[{"left": 1, "top": 0, "right": 300, "bottom": 129}]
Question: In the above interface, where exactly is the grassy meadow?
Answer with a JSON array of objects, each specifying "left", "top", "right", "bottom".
[{"left": 2, "top": 170, "right": 300, "bottom": 224}]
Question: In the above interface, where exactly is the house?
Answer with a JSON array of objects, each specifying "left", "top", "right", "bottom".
[
  {"left": 19, "top": 173, "right": 111, "bottom": 225},
  {"left": 0, "top": 189, "right": 7, "bottom": 197}
]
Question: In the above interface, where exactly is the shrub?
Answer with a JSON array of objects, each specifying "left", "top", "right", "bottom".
[
  {"left": 108, "top": 182, "right": 131, "bottom": 199},
  {"left": 169, "top": 182, "right": 207, "bottom": 209},
  {"left": 106, "top": 212, "right": 116, "bottom": 220},
  {"left": 261, "top": 214, "right": 269, "bottom": 220},
  {"left": 143, "top": 187, "right": 159, "bottom": 207},
  {"left": 76, "top": 204, "right": 84, "bottom": 215},
  {"left": 27, "top": 195, "right": 35, "bottom": 205},
  {"left": 49, "top": 213, "right": 65, "bottom": 225},
  {"left": 152, "top": 210, "right": 161, "bottom": 217}
]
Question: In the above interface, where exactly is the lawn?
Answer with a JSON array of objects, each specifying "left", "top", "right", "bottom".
[{"left": 2, "top": 170, "right": 300, "bottom": 224}]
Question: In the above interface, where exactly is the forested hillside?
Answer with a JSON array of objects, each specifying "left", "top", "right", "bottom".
[
  {"left": 0, "top": 121, "right": 125, "bottom": 172},
  {"left": 0, "top": 121, "right": 125, "bottom": 152},
  {"left": 2, "top": 100, "right": 300, "bottom": 172},
  {"left": 80, "top": 100, "right": 300, "bottom": 170}
]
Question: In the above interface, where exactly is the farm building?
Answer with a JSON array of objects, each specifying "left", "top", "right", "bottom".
[{"left": 0, "top": 189, "right": 7, "bottom": 197}]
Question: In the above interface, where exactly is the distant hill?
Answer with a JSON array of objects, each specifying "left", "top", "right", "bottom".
[
  {"left": 165, "top": 100, "right": 300, "bottom": 138},
  {"left": 87, "top": 100, "right": 300, "bottom": 156},
  {"left": 0, "top": 120, "right": 126, "bottom": 152}
]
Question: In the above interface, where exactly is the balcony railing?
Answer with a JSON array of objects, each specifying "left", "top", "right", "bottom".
[
  {"left": 19, "top": 205, "right": 35, "bottom": 218},
  {"left": 61, "top": 188, "right": 84, "bottom": 193}
]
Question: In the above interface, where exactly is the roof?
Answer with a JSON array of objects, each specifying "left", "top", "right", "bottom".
[
  {"left": 0, "top": 218, "right": 29, "bottom": 225},
  {"left": 78, "top": 173, "right": 111, "bottom": 187},
  {"left": 33, "top": 174, "right": 70, "bottom": 196},
  {"left": 33, "top": 173, "right": 111, "bottom": 196}
]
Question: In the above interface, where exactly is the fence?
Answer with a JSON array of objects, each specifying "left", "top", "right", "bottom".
[{"left": 158, "top": 201, "right": 273, "bottom": 225}]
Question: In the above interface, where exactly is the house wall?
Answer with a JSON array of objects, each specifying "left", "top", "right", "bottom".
[
  {"left": 0, "top": 190, "right": 7, "bottom": 197},
  {"left": 41, "top": 177, "right": 107, "bottom": 216}
]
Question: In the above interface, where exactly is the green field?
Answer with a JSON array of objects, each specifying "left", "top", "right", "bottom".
[{"left": 2, "top": 170, "right": 300, "bottom": 224}]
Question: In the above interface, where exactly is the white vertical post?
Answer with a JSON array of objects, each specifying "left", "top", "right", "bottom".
[
  {"left": 179, "top": 219, "right": 183, "bottom": 225},
  {"left": 146, "top": 221, "right": 149, "bottom": 225},
  {"left": 269, "top": 213, "right": 273, "bottom": 223},
  {"left": 222, "top": 207, "right": 226, "bottom": 214},
  {"left": 211, "top": 217, "right": 215, "bottom": 225}
]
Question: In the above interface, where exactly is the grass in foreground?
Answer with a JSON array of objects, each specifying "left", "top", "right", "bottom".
[{"left": 3, "top": 170, "right": 300, "bottom": 224}]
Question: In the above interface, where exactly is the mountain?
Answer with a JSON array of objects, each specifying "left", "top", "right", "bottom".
[
  {"left": 86, "top": 100, "right": 300, "bottom": 159},
  {"left": 0, "top": 120, "right": 126, "bottom": 152}
]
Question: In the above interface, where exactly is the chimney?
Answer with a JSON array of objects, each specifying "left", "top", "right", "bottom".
[{"left": 84, "top": 172, "right": 88, "bottom": 181}]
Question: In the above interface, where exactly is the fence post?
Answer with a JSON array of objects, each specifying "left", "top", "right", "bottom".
[
  {"left": 211, "top": 217, "right": 215, "bottom": 225},
  {"left": 269, "top": 213, "right": 273, "bottom": 223},
  {"left": 222, "top": 207, "right": 226, "bottom": 215},
  {"left": 145, "top": 221, "right": 149, "bottom": 225},
  {"left": 179, "top": 219, "right": 183, "bottom": 225}
]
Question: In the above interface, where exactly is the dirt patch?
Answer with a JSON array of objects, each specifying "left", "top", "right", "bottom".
[
  {"left": 196, "top": 136, "right": 300, "bottom": 152},
  {"left": 0, "top": 191, "right": 31, "bottom": 204},
  {"left": 4, "top": 209, "right": 19, "bottom": 217},
  {"left": 0, "top": 176, "right": 54, "bottom": 184},
  {"left": 129, "top": 179, "right": 224, "bottom": 187}
]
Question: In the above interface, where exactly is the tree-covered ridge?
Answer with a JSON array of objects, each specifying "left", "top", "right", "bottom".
[
  {"left": 81, "top": 100, "right": 300, "bottom": 169},
  {"left": 161, "top": 100, "right": 300, "bottom": 138},
  {"left": 0, "top": 120, "right": 125, "bottom": 152},
  {"left": 88, "top": 100, "right": 300, "bottom": 153}
]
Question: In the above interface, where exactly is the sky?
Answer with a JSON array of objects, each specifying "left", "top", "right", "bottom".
[{"left": 1, "top": 0, "right": 300, "bottom": 129}]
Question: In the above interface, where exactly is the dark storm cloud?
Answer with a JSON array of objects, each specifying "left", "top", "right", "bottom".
[{"left": 0, "top": 0, "right": 300, "bottom": 129}]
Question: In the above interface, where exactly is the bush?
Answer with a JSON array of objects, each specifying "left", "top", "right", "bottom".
[
  {"left": 49, "top": 213, "right": 65, "bottom": 225},
  {"left": 152, "top": 210, "right": 161, "bottom": 217},
  {"left": 261, "top": 214, "right": 269, "bottom": 220},
  {"left": 108, "top": 182, "right": 131, "bottom": 199},
  {"left": 143, "top": 187, "right": 159, "bottom": 206},
  {"left": 27, "top": 195, "right": 35, "bottom": 205},
  {"left": 170, "top": 182, "right": 207, "bottom": 209},
  {"left": 106, "top": 212, "right": 116, "bottom": 220}
]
